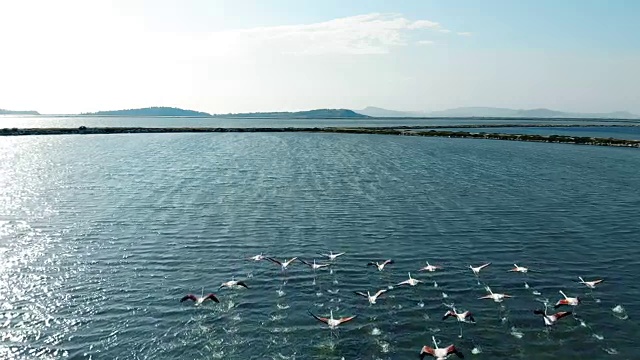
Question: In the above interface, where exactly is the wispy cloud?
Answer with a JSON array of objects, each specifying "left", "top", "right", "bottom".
[
  {"left": 417, "top": 40, "right": 435, "bottom": 45},
  {"left": 457, "top": 32, "right": 472, "bottom": 36},
  {"left": 438, "top": 29, "right": 452, "bottom": 34},
  {"left": 213, "top": 13, "right": 452, "bottom": 55}
]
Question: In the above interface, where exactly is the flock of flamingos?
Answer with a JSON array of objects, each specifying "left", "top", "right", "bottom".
[{"left": 179, "top": 251, "right": 604, "bottom": 359}]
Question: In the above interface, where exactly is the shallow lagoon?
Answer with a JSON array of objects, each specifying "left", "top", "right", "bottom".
[{"left": 1, "top": 133, "right": 639, "bottom": 359}]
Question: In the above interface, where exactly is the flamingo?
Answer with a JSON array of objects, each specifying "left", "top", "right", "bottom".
[
  {"left": 308, "top": 310, "right": 356, "bottom": 329},
  {"left": 578, "top": 276, "right": 604, "bottom": 289},
  {"left": 419, "top": 336, "right": 465, "bottom": 359},
  {"left": 478, "top": 286, "right": 512, "bottom": 303},
  {"left": 469, "top": 262, "right": 491, "bottom": 275},
  {"left": 442, "top": 309, "right": 476, "bottom": 323},
  {"left": 367, "top": 259, "right": 394, "bottom": 271},
  {"left": 554, "top": 290, "right": 580, "bottom": 308},
  {"left": 318, "top": 251, "right": 345, "bottom": 261},
  {"left": 266, "top": 257, "right": 298, "bottom": 271},
  {"left": 248, "top": 253, "right": 266, "bottom": 261},
  {"left": 397, "top": 272, "right": 423, "bottom": 286},
  {"left": 180, "top": 293, "right": 219, "bottom": 305},
  {"left": 420, "top": 261, "right": 442, "bottom": 272},
  {"left": 298, "top": 259, "right": 331, "bottom": 270},
  {"left": 354, "top": 289, "right": 387, "bottom": 304},
  {"left": 219, "top": 279, "right": 249, "bottom": 289},
  {"left": 508, "top": 264, "right": 529, "bottom": 273},
  {"left": 533, "top": 309, "right": 572, "bottom": 326}
]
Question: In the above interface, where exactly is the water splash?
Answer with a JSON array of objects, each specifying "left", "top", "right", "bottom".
[
  {"left": 524, "top": 282, "right": 530, "bottom": 289},
  {"left": 277, "top": 304, "right": 290, "bottom": 310},
  {"left": 603, "top": 347, "right": 618, "bottom": 355},
  {"left": 510, "top": 326, "right": 524, "bottom": 339},
  {"left": 433, "top": 281, "right": 438, "bottom": 288},
  {"left": 592, "top": 334, "right": 604, "bottom": 341},
  {"left": 371, "top": 327, "right": 382, "bottom": 336},
  {"left": 471, "top": 346, "right": 482, "bottom": 355},
  {"left": 441, "top": 292, "right": 449, "bottom": 299},
  {"left": 270, "top": 314, "right": 285, "bottom": 321},
  {"left": 612, "top": 305, "right": 628, "bottom": 320},
  {"left": 377, "top": 340, "right": 390, "bottom": 353}
]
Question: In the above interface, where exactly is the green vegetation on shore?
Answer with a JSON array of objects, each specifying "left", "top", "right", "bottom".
[{"left": 1, "top": 126, "right": 638, "bottom": 148}]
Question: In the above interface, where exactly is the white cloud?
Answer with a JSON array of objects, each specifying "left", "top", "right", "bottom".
[
  {"left": 0, "top": 7, "right": 471, "bottom": 113},
  {"left": 439, "top": 29, "right": 452, "bottom": 34},
  {"left": 407, "top": 19, "right": 441, "bottom": 29},
  {"left": 220, "top": 13, "right": 447, "bottom": 55},
  {"left": 457, "top": 32, "right": 473, "bottom": 36}
]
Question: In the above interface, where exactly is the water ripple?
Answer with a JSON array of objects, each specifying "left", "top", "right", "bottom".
[{"left": 1, "top": 133, "right": 639, "bottom": 358}]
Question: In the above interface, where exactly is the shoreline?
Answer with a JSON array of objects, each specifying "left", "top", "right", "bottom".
[{"left": 1, "top": 126, "right": 638, "bottom": 148}]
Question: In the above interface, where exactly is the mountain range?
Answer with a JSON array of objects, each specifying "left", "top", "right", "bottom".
[
  {"left": 356, "top": 106, "right": 639, "bottom": 119},
  {"left": 3, "top": 105, "right": 639, "bottom": 119}
]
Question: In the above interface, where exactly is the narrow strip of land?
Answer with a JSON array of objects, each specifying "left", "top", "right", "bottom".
[{"left": 1, "top": 127, "right": 638, "bottom": 148}]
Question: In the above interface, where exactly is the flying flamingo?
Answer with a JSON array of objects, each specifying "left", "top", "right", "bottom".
[
  {"left": 308, "top": 310, "right": 356, "bottom": 329},
  {"left": 419, "top": 336, "right": 465, "bottom": 359}
]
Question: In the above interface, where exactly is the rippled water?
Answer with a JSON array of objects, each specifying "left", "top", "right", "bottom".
[
  {"left": 1, "top": 133, "right": 639, "bottom": 359},
  {"left": 1, "top": 115, "right": 638, "bottom": 128}
]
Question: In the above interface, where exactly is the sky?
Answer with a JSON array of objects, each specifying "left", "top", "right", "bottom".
[{"left": 1, "top": 0, "right": 639, "bottom": 115}]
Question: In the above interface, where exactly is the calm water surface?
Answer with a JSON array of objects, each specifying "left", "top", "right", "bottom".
[{"left": 1, "top": 133, "right": 639, "bottom": 359}]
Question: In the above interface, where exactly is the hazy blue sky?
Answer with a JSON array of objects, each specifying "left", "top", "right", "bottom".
[{"left": 1, "top": 0, "right": 639, "bottom": 114}]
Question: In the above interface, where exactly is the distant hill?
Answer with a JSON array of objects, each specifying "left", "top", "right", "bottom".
[
  {"left": 430, "top": 107, "right": 640, "bottom": 119},
  {"left": 82, "top": 107, "right": 212, "bottom": 117},
  {"left": 357, "top": 106, "right": 426, "bottom": 118},
  {"left": 216, "top": 109, "right": 369, "bottom": 119},
  {"left": 0, "top": 108, "right": 40, "bottom": 115},
  {"left": 355, "top": 106, "right": 639, "bottom": 119}
]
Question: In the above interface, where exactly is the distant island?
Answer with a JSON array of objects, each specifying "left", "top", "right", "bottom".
[
  {"left": 214, "top": 109, "right": 369, "bottom": 119},
  {"left": 0, "top": 108, "right": 40, "bottom": 115},
  {"left": 79, "top": 107, "right": 368, "bottom": 119},
  {"left": 4, "top": 105, "right": 637, "bottom": 120},
  {"left": 81, "top": 106, "right": 212, "bottom": 117},
  {"left": 356, "top": 106, "right": 639, "bottom": 119}
]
